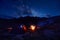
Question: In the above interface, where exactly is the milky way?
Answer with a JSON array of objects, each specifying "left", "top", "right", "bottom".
[{"left": 0, "top": 0, "right": 60, "bottom": 19}]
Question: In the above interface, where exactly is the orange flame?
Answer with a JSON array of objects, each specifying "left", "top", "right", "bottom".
[{"left": 30, "top": 25, "right": 36, "bottom": 31}]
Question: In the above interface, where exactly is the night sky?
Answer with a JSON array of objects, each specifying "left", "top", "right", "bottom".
[{"left": 0, "top": 0, "right": 60, "bottom": 19}]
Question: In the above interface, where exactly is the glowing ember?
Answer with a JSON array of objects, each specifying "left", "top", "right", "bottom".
[{"left": 23, "top": 25, "right": 27, "bottom": 31}]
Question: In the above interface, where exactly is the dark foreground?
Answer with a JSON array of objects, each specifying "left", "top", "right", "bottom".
[{"left": 0, "top": 16, "right": 60, "bottom": 40}]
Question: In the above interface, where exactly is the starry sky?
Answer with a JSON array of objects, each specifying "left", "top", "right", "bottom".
[{"left": 0, "top": 0, "right": 60, "bottom": 19}]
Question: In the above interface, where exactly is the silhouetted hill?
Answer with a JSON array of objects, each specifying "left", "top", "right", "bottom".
[{"left": 0, "top": 16, "right": 60, "bottom": 24}]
